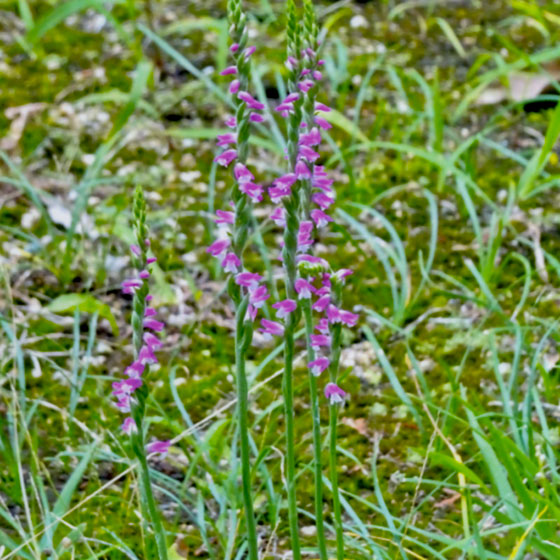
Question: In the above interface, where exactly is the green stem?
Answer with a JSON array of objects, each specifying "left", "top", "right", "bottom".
[
  {"left": 136, "top": 445, "right": 169, "bottom": 560},
  {"left": 235, "top": 298, "right": 259, "bottom": 560},
  {"left": 329, "top": 405, "right": 344, "bottom": 560},
  {"left": 282, "top": 313, "right": 302, "bottom": 560},
  {"left": 302, "top": 300, "right": 328, "bottom": 560},
  {"left": 329, "top": 285, "right": 344, "bottom": 560}
]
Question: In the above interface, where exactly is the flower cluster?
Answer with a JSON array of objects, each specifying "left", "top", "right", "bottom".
[{"left": 114, "top": 226, "right": 170, "bottom": 456}]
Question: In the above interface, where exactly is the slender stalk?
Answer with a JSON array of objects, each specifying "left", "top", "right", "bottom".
[
  {"left": 302, "top": 300, "right": 329, "bottom": 560},
  {"left": 136, "top": 447, "right": 170, "bottom": 560},
  {"left": 282, "top": 190, "right": 302, "bottom": 560},
  {"left": 235, "top": 297, "right": 259, "bottom": 560},
  {"left": 328, "top": 284, "right": 344, "bottom": 560}
]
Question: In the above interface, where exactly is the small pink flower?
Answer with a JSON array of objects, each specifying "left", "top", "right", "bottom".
[
  {"left": 299, "top": 128, "right": 321, "bottom": 146},
  {"left": 312, "top": 192, "right": 334, "bottom": 210},
  {"left": 217, "top": 133, "right": 237, "bottom": 147},
  {"left": 130, "top": 244, "right": 141, "bottom": 256},
  {"left": 308, "top": 357, "right": 329, "bottom": 376},
  {"left": 234, "top": 163, "right": 254, "bottom": 184},
  {"left": 121, "top": 417, "right": 137, "bottom": 435},
  {"left": 259, "top": 319, "right": 285, "bottom": 340},
  {"left": 312, "top": 295, "right": 330, "bottom": 312},
  {"left": 147, "top": 256, "right": 157, "bottom": 264},
  {"left": 122, "top": 279, "right": 142, "bottom": 294},
  {"left": 144, "top": 307, "right": 156, "bottom": 317},
  {"left": 315, "top": 102, "right": 331, "bottom": 112},
  {"left": 311, "top": 334, "right": 331, "bottom": 349},
  {"left": 250, "top": 285, "right": 269, "bottom": 308},
  {"left": 144, "top": 318, "right": 164, "bottom": 332},
  {"left": 207, "top": 238, "right": 230, "bottom": 257},
  {"left": 269, "top": 184, "right": 291, "bottom": 204},
  {"left": 215, "top": 210, "right": 235, "bottom": 225},
  {"left": 240, "top": 181, "right": 264, "bottom": 202},
  {"left": 244, "top": 46, "right": 256, "bottom": 58},
  {"left": 220, "top": 66, "right": 237, "bottom": 76},
  {"left": 214, "top": 149, "right": 238, "bottom": 167},
  {"left": 235, "top": 271, "right": 263, "bottom": 289},
  {"left": 270, "top": 207, "right": 286, "bottom": 227},
  {"left": 138, "top": 345, "right": 157, "bottom": 365},
  {"left": 339, "top": 310, "right": 359, "bottom": 327},
  {"left": 327, "top": 304, "right": 341, "bottom": 323},
  {"left": 272, "top": 299, "right": 297, "bottom": 319},
  {"left": 125, "top": 360, "right": 145, "bottom": 379},
  {"left": 139, "top": 269, "right": 150, "bottom": 279},
  {"left": 284, "top": 93, "right": 299, "bottom": 103},
  {"left": 221, "top": 252, "right": 241, "bottom": 273},
  {"left": 238, "top": 91, "right": 265, "bottom": 110},
  {"left": 230, "top": 43, "right": 239, "bottom": 52},
  {"left": 311, "top": 209, "right": 332, "bottom": 228},
  {"left": 225, "top": 115, "right": 236, "bottom": 128},
  {"left": 334, "top": 268, "right": 354, "bottom": 283},
  {"left": 299, "top": 145, "right": 320, "bottom": 162},
  {"left": 146, "top": 440, "right": 171, "bottom": 456},
  {"left": 250, "top": 113, "right": 265, "bottom": 123},
  {"left": 313, "top": 70, "right": 322, "bottom": 80},
  {"left": 315, "top": 318, "right": 329, "bottom": 333},
  {"left": 295, "top": 278, "right": 313, "bottom": 299},
  {"left": 314, "top": 116, "right": 332, "bottom": 130},
  {"left": 143, "top": 332, "right": 163, "bottom": 350},
  {"left": 324, "top": 382, "right": 346, "bottom": 405},
  {"left": 295, "top": 160, "right": 311, "bottom": 179},
  {"left": 229, "top": 79, "right": 240, "bottom": 94},
  {"left": 298, "top": 80, "right": 314, "bottom": 93}
]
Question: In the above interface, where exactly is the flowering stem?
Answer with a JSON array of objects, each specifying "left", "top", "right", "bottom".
[
  {"left": 302, "top": 300, "right": 328, "bottom": 560},
  {"left": 328, "top": 285, "right": 344, "bottom": 560}
]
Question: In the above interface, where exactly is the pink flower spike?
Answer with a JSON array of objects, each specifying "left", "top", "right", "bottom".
[
  {"left": 295, "top": 160, "right": 312, "bottom": 179},
  {"left": 308, "top": 357, "right": 329, "bottom": 376},
  {"left": 339, "top": 310, "right": 359, "bottom": 327},
  {"left": 250, "top": 113, "right": 265, "bottom": 123},
  {"left": 144, "top": 318, "right": 164, "bottom": 332},
  {"left": 217, "top": 133, "right": 237, "bottom": 147},
  {"left": 130, "top": 244, "right": 141, "bottom": 256},
  {"left": 324, "top": 382, "right": 346, "bottom": 405},
  {"left": 312, "top": 295, "right": 331, "bottom": 312},
  {"left": 314, "top": 116, "right": 332, "bottom": 130},
  {"left": 144, "top": 332, "right": 163, "bottom": 350},
  {"left": 121, "top": 417, "right": 137, "bottom": 435},
  {"left": 235, "top": 271, "right": 263, "bottom": 289},
  {"left": 234, "top": 163, "right": 254, "bottom": 184},
  {"left": 214, "top": 149, "right": 238, "bottom": 167},
  {"left": 207, "top": 238, "right": 230, "bottom": 257},
  {"left": 249, "top": 285, "right": 269, "bottom": 308},
  {"left": 221, "top": 252, "right": 241, "bottom": 273},
  {"left": 147, "top": 256, "right": 157, "bottom": 264},
  {"left": 259, "top": 319, "right": 284, "bottom": 340},
  {"left": 229, "top": 79, "right": 240, "bottom": 94},
  {"left": 146, "top": 440, "right": 171, "bottom": 456},
  {"left": 295, "top": 278, "right": 314, "bottom": 299},
  {"left": 315, "top": 102, "right": 331, "bottom": 112},
  {"left": 311, "top": 334, "right": 331, "bottom": 349},
  {"left": 139, "top": 269, "right": 150, "bottom": 279},
  {"left": 215, "top": 210, "right": 235, "bottom": 225},
  {"left": 311, "top": 209, "right": 332, "bottom": 228},
  {"left": 220, "top": 66, "right": 237, "bottom": 76},
  {"left": 272, "top": 299, "right": 297, "bottom": 319}
]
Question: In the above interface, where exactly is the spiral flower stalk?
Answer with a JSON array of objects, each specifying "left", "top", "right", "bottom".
[{"left": 115, "top": 185, "right": 169, "bottom": 560}]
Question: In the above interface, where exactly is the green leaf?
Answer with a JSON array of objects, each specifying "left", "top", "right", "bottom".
[{"left": 48, "top": 294, "right": 118, "bottom": 335}]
